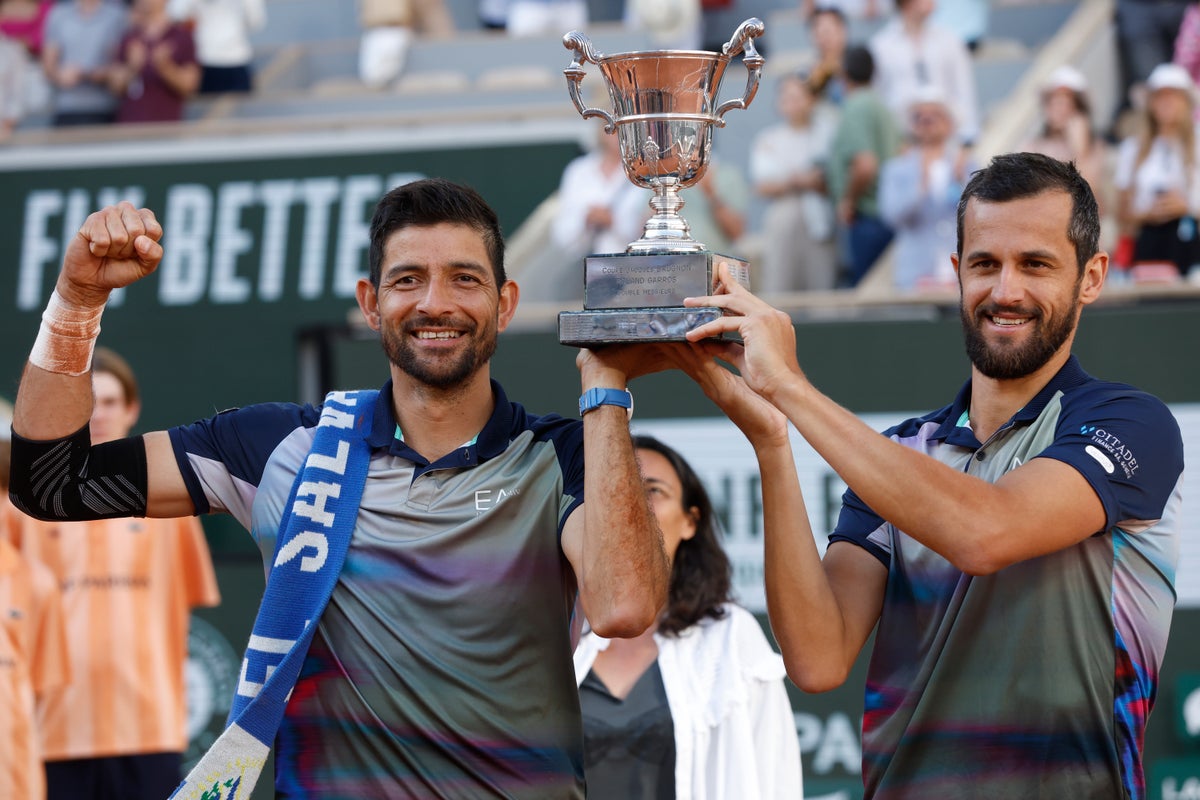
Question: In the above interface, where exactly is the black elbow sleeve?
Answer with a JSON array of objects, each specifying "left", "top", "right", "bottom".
[{"left": 8, "top": 426, "right": 149, "bottom": 521}]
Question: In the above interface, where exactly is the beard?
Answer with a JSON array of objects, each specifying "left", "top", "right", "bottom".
[
  {"left": 960, "top": 285, "right": 1079, "bottom": 380},
  {"left": 380, "top": 314, "right": 498, "bottom": 389}
]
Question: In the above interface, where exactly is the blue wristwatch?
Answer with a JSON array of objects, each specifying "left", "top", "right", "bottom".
[{"left": 579, "top": 387, "right": 634, "bottom": 418}]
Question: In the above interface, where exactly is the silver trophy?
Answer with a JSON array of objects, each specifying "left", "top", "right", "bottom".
[{"left": 557, "top": 18, "right": 765, "bottom": 346}]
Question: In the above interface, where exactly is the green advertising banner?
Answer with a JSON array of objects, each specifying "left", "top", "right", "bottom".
[{"left": 0, "top": 129, "right": 584, "bottom": 430}]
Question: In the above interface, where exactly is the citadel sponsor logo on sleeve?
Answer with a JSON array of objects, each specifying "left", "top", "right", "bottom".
[{"left": 1080, "top": 425, "right": 1140, "bottom": 479}]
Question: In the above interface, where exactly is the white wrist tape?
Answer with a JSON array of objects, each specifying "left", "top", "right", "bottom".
[{"left": 29, "top": 289, "right": 106, "bottom": 376}]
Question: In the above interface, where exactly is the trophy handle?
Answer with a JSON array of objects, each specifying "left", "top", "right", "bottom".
[
  {"left": 714, "top": 18, "right": 765, "bottom": 125},
  {"left": 563, "top": 31, "right": 617, "bottom": 133}
]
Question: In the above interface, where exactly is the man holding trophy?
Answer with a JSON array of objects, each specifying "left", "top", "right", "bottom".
[{"left": 4, "top": 18, "right": 809, "bottom": 800}]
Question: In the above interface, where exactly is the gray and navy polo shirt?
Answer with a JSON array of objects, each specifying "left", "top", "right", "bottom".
[
  {"left": 168, "top": 379, "right": 588, "bottom": 799},
  {"left": 832, "top": 356, "right": 1184, "bottom": 800}
]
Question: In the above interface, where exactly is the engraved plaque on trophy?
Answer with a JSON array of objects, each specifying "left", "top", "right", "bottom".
[{"left": 557, "top": 18, "right": 765, "bottom": 346}]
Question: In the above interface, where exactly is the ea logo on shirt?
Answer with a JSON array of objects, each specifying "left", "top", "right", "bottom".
[{"left": 183, "top": 615, "right": 241, "bottom": 770}]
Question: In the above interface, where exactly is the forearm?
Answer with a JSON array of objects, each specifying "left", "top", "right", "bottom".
[
  {"left": 765, "top": 376, "right": 1016, "bottom": 574},
  {"left": 758, "top": 440, "right": 861, "bottom": 689},
  {"left": 12, "top": 279, "right": 109, "bottom": 440},
  {"left": 159, "top": 61, "right": 200, "bottom": 97},
  {"left": 580, "top": 405, "right": 669, "bottom": 637}
]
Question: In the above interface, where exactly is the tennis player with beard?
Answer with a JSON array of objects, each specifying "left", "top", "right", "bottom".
[
  {"left": 673, "top": 152, "right": 1184, "bottom": 800},
  {"left": 8, "top": 177, "right": 669, "bottom": 799}
]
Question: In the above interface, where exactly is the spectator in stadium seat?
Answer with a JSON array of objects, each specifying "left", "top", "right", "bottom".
[
  {"left": 574, "top": 435, "right": 802, "bottom": 799},
  {"left": 1114, "top": 0, "right": 1190, "bottom": 128},
  {"left": 0, "top": 34, "right": 31, "bottom": 136},
  {"left": 10, "top": 348, "right": 220, "bottom": 800},
  {"left": 879, "top": 85, "right": 976, "bottom": 292},
  {"left": 109, "top": 0, "right": 200, "bottom": 123},
  {"left": 357, "top": 0, "right": 454, "bottom": 89},
  {"left": 624, "top": 0, "right": 702, "bottom": 51},
  {"left": 478, "top": 0, "right": 510, "bottom": 31},
  {"left": 826, "top": 45, "right": 901, "bottom": 287},
  {"left": 0, "top": 0, "right": 53, "bottom": 57},
  {"left": 504, "top": 0, "right": 586, "bottom": 38},
  {"left": 168, "top": 0, "right": 265, "bottom": 94},
  {"left": 1114, "top": 62, "right": 1200, "bottom": 279},
  {"left": 1022, "top": 65, "right": 1110, "bottom": 214},
  {"left": 801, "top": 0, "right": 886, "bottom": 21},
  {"left": 0, "top": 399, "right": 70, "bottom": 800},
  {"left": 40, "top": 0, "right": 127, "bottom": 126},
  {"left": 806, "top": 5, "right": 849, "bottom": 106},
  {"left": 869, "top": 0, "right": 979, "bottom": 145},
  {"left": 750, "top": 70, "right": 839, "bottom": 293},
  {"left": 551, "top": 126, "right": 642, "bottom": 259}
]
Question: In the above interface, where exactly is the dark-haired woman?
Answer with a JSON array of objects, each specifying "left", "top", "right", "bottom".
[{"left": 573, "top": 435, "right": 802, "bottom": 800}]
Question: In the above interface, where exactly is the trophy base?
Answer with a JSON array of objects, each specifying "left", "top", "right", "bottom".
[
  {"left": 558, "top": 250, "right": 749, "bottom": 346},
  {"left": 558, "top": 307, "right": 724, "bottom": 346}
]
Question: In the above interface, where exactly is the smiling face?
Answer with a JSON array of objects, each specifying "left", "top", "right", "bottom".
[
  {"left": 953, "top": 190, "right": 1106, "bottom": 381},
  {"left": 357, "top": 222, "right": 517, "bottom": 390}
]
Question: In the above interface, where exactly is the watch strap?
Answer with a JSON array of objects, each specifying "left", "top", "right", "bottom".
[{"left": 579, "top": 387, "right": 634, "bottom": 418}]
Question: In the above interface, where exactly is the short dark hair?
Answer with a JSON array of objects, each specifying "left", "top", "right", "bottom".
[
  {"left": 843, "top": 45, "right": 874, "bottom": 85},
  {"left": 92, "top": 347, "right": 139, "bottom": 406},
  {"left": 956, "top": 152, "right": 1100, "bottom": 274},
  {"left": 368, "top": 178, "right": 506, "bottom": 288},
  {"left": 633, "top": 435, "right": 733, "bottom": 637},
  {"left": 808, "top": 5, "right": 847, "bottom": 28}
]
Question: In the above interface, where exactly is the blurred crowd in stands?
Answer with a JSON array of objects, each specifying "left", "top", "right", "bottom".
[{"left": 4, "top": 0, "right": 1200, "bottom": 293}]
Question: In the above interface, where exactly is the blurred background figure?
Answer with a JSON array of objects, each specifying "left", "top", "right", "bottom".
[
  {"left": 1022, "top": 65, "right": 1110, "bottom": 213},
  {"left": 40, "top": 0, "right": 127, "bottom": 126},
  {"left": 168, "top": 0, "right": 265, "bottom": 95},
  {"left": 869, "top": 0, "right": 980, "bottom": 144},
  {"left": 551, "top": 126, "right": 639, "bottom": 258},
  {"left": 0, "top": 0, "right": 52, "bottom": 58},
  {"left": 750, "top": 70, "right": 838, "bottom": 293},
  {"left": 1114, "top": 62, "right": 1200, "bottom": 280},
  {"left": 879, "top": 85, "right": 975, "bottom": 292},
  {"left": 357, "top": 0, "right": 454, "bottom": 89},
  {"left": 505, "top": 0, "right": 586, "bottom": 38},
  {"left": 574, "top": 435, "right": 803, "bottom": 799},
  {"left": 0, "top": 34, "right": 30, "bottom": 138},
  {"left": 1173, "top": 2, "right": 1200, "bottom": 106},
  {"left": 0, "top": 0, "right": 52, "bottom": 123},
  {"left": 673, "top": 158, "right": 749, "bottom": 257},
  {"left": 10, "top": 348, "right": 220, "bottom": 800},
  {"left": 1113, "top": 0, "right": 1190, "bottom": 134},
  {"left": 624, "top": 0, "right": 702, "bottom": 50},
  {"left": 109, "top": 0, "right": 200, "bottom": 123},
  {"left": 477, "top": 0, "right": 509, "bottom": 30},
  {"left": 827, "top": 44, "right": 901, "bottom": 287},
  {"left": 1, "top": 397, "right": 70, "bottom": 800},
  {"left": 806, "top": 5, "right": 849, "bottom": 106},
  {"left": 800, "top": 0, "right": 886, "bottom": 22}
]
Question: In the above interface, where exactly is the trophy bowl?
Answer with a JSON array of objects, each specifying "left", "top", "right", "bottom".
[
  {"left": 558, "top": 19, "right": 764, "bottom": 345},
  {"left": 564, "top": 18, "right": 765, "bottom": 253}
]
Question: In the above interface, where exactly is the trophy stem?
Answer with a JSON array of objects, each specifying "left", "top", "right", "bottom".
[{"left": 626, "top": 178, "right": 705, "bottom": 253}]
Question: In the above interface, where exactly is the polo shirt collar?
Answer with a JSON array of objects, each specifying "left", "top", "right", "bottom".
[
  {"left": 364, "top": 378, "right": 514, "bottom": 467},
  {"left": 934, "top": 355, "right": 1091, "bottom": 444}
]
